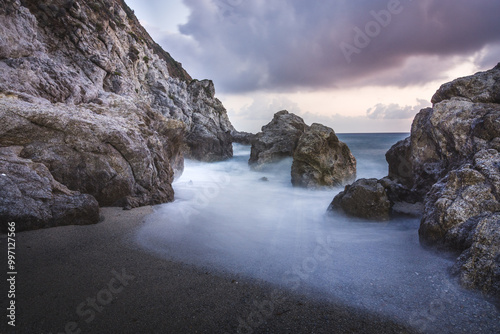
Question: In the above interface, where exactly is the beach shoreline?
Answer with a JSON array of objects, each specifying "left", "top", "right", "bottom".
[{"left": 1, "top": 206, "right": 418, "bottom": 334}]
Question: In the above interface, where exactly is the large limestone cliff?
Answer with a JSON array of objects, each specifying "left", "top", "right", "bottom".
[{"left": 0, "top": 0, "right": 234, "bottom": 231}]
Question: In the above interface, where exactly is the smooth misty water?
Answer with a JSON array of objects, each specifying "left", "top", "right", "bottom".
[{"left": 135, "top": 133, "right": 500, "bottom": 333}]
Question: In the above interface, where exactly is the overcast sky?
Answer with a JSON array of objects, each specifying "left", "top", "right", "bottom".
[{"left": 126, "top": 0, "right": 500, "bottom": 133}]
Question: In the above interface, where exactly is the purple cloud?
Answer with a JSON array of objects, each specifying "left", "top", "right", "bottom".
[{"left": 157, "top": 0, "right": 500, "bottom": 93}]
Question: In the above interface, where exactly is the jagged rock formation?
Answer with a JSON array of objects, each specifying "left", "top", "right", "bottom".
[
  {"left": 249, "top": 110, "right": 308, "bottom": 169},
  {"left": 0, "top": 0, "right": 235, "bottom": 230},
  {"left": 185, "top": 79, "right": 234, "bottom": 161},
  {"left": 291, "top": 123, "right": 356, "bottom": 188},
  {"left": 329, "top": 63, "right": 500, "bottom": 302},
  {"left": 0, "top": 0, "right": 234, "bottom": 161},
  {"left": 0, "top": 146, "right": 99, "bottom": 232}
]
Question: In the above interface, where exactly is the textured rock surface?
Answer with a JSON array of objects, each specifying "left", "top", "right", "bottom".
[
  {"left": 231, "top": 130, "right": 256, "bottom": 146},
  {"left": 291, "top": 123, "right": 356, "bottom": 188},
  {"left": 329, "top": 178, "right": 391, "bottom": 221},
  {"left": 249, "top": 110, "right": 308, "bottom": 169},
  {"left": 184, "top": 80, "right": 233, "bottom": 161},
  {"left": 0, "top": 0, "right": 234, "bottom": 162},
  {"left": 0, "top": 0, "right": 236, "bottom": 230},
  {"left": 0, "top": 94, "right": 184, "bottom": 208},
  {"left": 396, "top": 65, "right": 500, "bottom": 300},
  {"left": 386, "top": 137, "right": 413, "bottom": 188},
  {"left": 431, "top": 63, "right": 500, "bottom": 104},
  {"left": 451, "top": 213, "right": 500, "bottom": 302},
  {"left": 409, "top": 101, "right": 500, "bottom": 197},
  {"left": 328, "top": 64, "right": 500, "bottom": 300},
  {"left": 0, "top": 146, "right": 99, "bottom": 232},
  {"left": 419, "top": 149, "right": 500, "bottom": 247}
]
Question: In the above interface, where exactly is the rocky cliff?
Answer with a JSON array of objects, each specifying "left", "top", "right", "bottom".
[
  {"left": 330, "top": 64, "right": 500, "bottom": 303},
  {"left": 0, "top": 0, "right": 235, "bottom": 230}
]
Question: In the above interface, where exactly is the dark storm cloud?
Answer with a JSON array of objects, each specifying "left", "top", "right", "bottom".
[{"left": 159, "top": 0, "right": 500, "bottom": 93}]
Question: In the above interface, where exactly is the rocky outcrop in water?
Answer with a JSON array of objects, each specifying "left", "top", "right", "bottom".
[
  {"left": 329, "top": 63, "right": 500, "bottom": 302},
  {"left": 329, "top": 176, "right": 422, "bottom": 220},
  {"left": 0, "top": 0, "right": 235, "bottom": 230},
  {"left": 329, "top": 178, "right": 391, "bottom": 220},
  {"left": 249, "top": 111, "right": 356, "bottom": 188},
  {"left": 249, "top": 110, "right": 308, "bottom": 169},
  {"left": 291, "top": 123, "right": 356, "bottom": 188}
]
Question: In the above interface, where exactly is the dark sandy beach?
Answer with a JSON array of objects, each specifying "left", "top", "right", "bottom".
[{"left": 1, "top": 207, "right": 418, "bottom": 334}]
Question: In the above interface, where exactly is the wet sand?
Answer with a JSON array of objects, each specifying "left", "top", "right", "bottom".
[{"left": 1, "top": 207, "right": 418, "bottom": 333}]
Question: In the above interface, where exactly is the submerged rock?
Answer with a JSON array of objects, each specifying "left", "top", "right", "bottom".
[
  {"left": 291, "top": 123, "right": 356, "bottom": 188},
  {"left": 249, "top": 110, "right": 308, "bottom": 169},
  {"left": 0, "top": 146, "right": 99, "bottom": 232}
]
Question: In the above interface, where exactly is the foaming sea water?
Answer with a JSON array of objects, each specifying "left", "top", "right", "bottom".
[{"left": 135, "top": 134, "right": 499, "bottom": 333}]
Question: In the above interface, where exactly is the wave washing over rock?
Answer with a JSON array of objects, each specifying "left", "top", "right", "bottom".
[
  {"left": 136, "top": 142, "right": 500, "bottom": 334},
  {"left": 331, "top": 64, "right": 500, "bottom": 305},
  {"left": 0, "top": 0, "right": 234, "bottom": 230}
]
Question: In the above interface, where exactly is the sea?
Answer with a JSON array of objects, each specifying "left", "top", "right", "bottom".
[{"left": 135, "top": 133, "right": 500, "bottom": 333}]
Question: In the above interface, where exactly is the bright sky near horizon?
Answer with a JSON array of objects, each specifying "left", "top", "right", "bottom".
[{"left": 126, "top": 0, "right": 500, "bottom": 133}]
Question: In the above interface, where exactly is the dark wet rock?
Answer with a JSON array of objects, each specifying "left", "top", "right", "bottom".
[
  {"left": 231, "top": 130, "right": 256, "bottom": 145},
  {"left": 0, "top": 146, "right": 99, "bottom": 232},
  {"left": 249, "top": 110, "right": 308, "bottom": 169},
  {"left": 386, "top": 137, "right": 413, "bottom": 188},
  {"left": 291, "top": 123, "right": 356, "bottom": 188},
  {"left": 379, "top": 177, "right": 423, "bottom": 216},
  {"left": 329, "top": 178, "right": 391, "bottom": 221}
]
